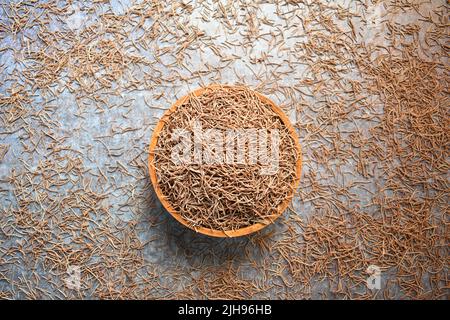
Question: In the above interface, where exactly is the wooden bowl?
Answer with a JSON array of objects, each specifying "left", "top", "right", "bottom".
[{"left": 148, "top": 84, "right": 302, "bottom": 237}]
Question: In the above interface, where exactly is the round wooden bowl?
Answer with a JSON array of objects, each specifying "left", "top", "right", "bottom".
[{"left": 148, "top": 84, "right": 302, "bottom": 237}]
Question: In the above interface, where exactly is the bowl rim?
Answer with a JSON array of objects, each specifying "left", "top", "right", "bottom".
[{"left": 148, "top": 84, "right": 302, "bottom": 237}]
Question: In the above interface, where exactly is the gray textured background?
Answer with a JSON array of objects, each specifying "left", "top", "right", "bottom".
[{"left": 0, "top": 0, "right": 448, "bottom": 299}]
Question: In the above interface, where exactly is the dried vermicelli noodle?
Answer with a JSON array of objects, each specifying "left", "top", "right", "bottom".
[{"left": 152, "top": 85, "right": 299, "bottom": 231}]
